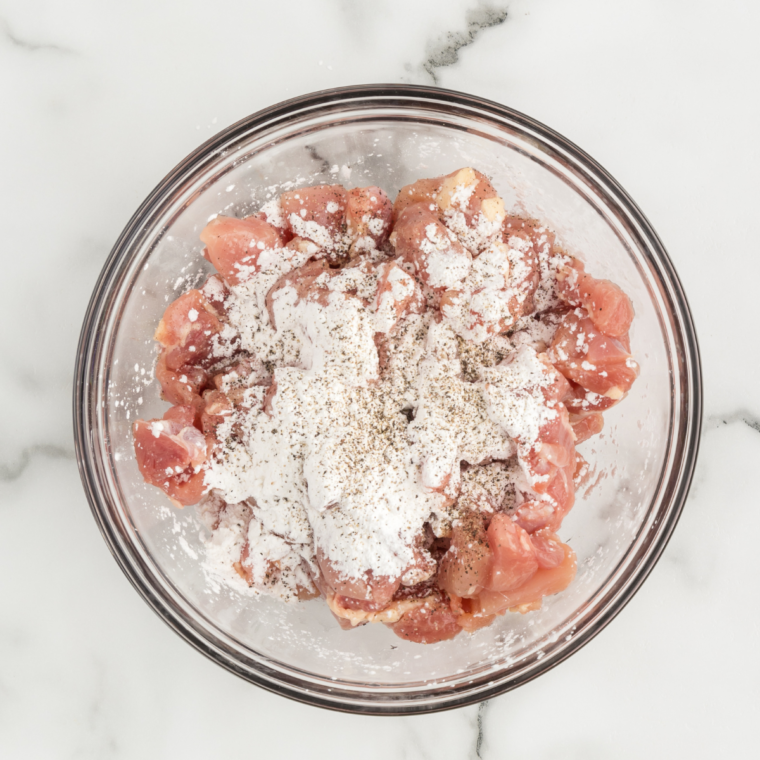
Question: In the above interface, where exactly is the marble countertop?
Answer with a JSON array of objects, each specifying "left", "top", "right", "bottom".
[{"left": 1, "top": 0, "right": 758, "bottom": 756}]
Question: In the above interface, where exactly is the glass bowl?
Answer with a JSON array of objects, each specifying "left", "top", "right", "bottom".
[{"left": 73, "top": 85, "right": 702, "bottom": 715}]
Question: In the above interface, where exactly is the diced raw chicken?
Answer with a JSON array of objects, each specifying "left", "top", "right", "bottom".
[
  {"left": 280, "top": 185, "right": 348, "bottom": 255},
  {"left": 200, "top": 274, "right": 232, "bottom": 316},
  {"left": 199, "top": 389, "right": 234, "bottom": 435},
  {"left": 434, "top": 167, "right": 506, "bottom": 254},
  {"left": 451, "top": 596, "right": 496, "bottom": 633},
  {"left": 317, "top": 549, "right": 401, "bottom": 606},
  {"left": 393, "top": 168, "right": 505, "bottom": 250},
  {"left": 133, "top": 407, "right": 208, "bottom": 506},
  {"left": 438, "top": 511, "right": 492, "bottom": 598},
  {"left": 134, "top": 171, "right": 642, "bottom": 638},
  {"left": 265, "top": 259, "right": 331, "bottom": 328},
  {"left": 500, "top": 215, "right": 545, "bottom": 309},
  {"left": 472, "top": 542, "right": 577, "bottom": 615},
  {"left": 392, "top": 176, "right": 441, "bottom": 222},
  {"left": 162, "top": 404, "right": 196, "bottom": 428},
  {"left": 557, "top": 258, "right": 634, "bottom": 338},
  {"left": 571, "top": 412, "right": 604, "bottom": 444},
  {"left": 390, "top": 596, "right": 462, "bottom": 644},
  {"left": 391, "top": 203, "right": 471, "bottom": 292},
  {"left": 211, "top": 357, "right": 271, "bottom": 405},
  {"left": 436, "top": 168, "right": 501, "bottom": 220},
  {"left": 252, "top": 200, "right": 293, "bottom": 245},
  {"left": 345, "top": 186, "right": 393, "bottom": 253},
  {"left": 529, "top": 529, "right": 566, "bottom": 569},
  {"left": 516, "top": 443, "right": 577, "bottom": 533},
  {"left": 518, "top": 355, "right": 575, "bottom": 492},
  {"left": 154, "top": 353, "right": 208, "bottom": 416},
  {"left": 374, "top": 260, "right": 424, "bottom": 333},
  {"left": 154, "top": 289, "right": 224, "bottom": 370},
  {"left": 512, "top": 500, "right": 558, "bottom": 534},
  {"left": 200, "top": 216, "right": 283, "bottom": 285},
  {"left": 562, "top": 378, "right": 618, "bottom": 415},
  {"left": 486, "top": 513, "right": 539, "bottom": 592},
  {"left": 439, "top": 241, "right": 515, "bottom": 339},
  {"left": 549, "top": 308, "right": 639, "bottom": 400}
]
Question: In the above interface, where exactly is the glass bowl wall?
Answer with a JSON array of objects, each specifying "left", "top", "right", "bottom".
[{"left": 74, "top": 85, "right": 701, "bottom": 714}]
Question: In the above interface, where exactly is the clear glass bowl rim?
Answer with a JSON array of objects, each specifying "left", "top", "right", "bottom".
[{"left": 73, "top": 83, "right": 702, "bottom": 715}]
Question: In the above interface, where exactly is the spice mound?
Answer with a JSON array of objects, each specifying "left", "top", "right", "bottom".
[{"left": 132, "top": 168, "right": 639, "bottom": 644}]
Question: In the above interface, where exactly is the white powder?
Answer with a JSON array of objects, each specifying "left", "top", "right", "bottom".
[
  {"left": 481, "top": 346, "right": 556, "bottom": 448},
  {"left": 287, "top": 214, "right": 334, "bottom": 250},
  {"left": 258, "top": 198, "right": 286, "bottom": 230},
  {"left": 530, "top": 231, "right": 571, "bottom": 313},
  {"left": 187, "top": 181, "right": 581, "bottom": 604},
  {"left": 204, "top": 277, "right": 562, "bottom": 595},
  {"left": 419, "top": 223, "right": 472, "bottom": 289},
  {"left": 374, "top": 263, "right": 415, "bottom": 334},
  {"left": 409, "top": 323, "right": 515, "bottom": 495},
  {"left": 440, "top": 240, "right": 516, "bottom": 342},
  {"left": 442, "top": 208, "right": 504, "bottom": 255}
]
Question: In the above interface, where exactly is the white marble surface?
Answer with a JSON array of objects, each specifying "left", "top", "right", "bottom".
[{"left": 1, "top": 0, "right": 758, "bottom": 756}]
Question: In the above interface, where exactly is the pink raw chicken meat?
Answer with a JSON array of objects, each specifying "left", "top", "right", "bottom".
[
  {"left": 390, "top": 597, "right": 462, "bottom": 644},
  {"left": 558, "top": 258, "right": 634, "bottom": 338},
  {"left": 154, "top": 288, "right": 224, "bottom": 370},
  {"left": 345, "top": 186, "right": 393, "bottom": 250},
  {"left": 280, "top": 185, "right": 347, "bottom": 252},
  {"left": 438, "top": 513, "right": 492, "bottom": 599},
  {"left": 486, "top": 513, "right": 539, "bottom": 593},
  {"left": 200, "top": 216, "right": 283, "bottom": 285},
  {"left": 549, "top": 308, "right": 639, "bottom": 402},
  {"left": 473, "top": 542, "right": 577, "bottom": 616},
  {"left": 391, "top": 203, "right": 471, "bottom": 292},
  {"left": 317, "top": 549, "right": 401, "bottom": 607},
  {"left": 133, "top": 405, "right": 208, "bottom": 506}
]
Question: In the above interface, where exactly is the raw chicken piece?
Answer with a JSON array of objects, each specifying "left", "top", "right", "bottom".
[
  {"left": 472, "top": 542, "right": 576, "bottom": 615},
  {"left": 154, "top": 353, "right": 208, "bottom": 417},
  {"left": 392, "top": 176, "right": 441, "bottom": 222},
  {"left": 571, "top": 412, "right": 604, "bottom": 444},
  {"left": 280, "top": 185, "right": 348, "bottom": 256},
  {"left": 391, "top": 203, "right": 471, "bottom": 292},
  {"left": 390, "top": 596, "right": 462, "bottom": 644},
  {"left": 450, "top": 594, "right": 497, "bottom": 633},
  {"left": 562, "top": 378, "right": 618, "bottom": 415},
  {"left": 374, "top": 260, "right": 424, "bottom": 333},
  {"left": 438, "top": 511, "right": 492, "bottom": 598},
  {"left": 154, "top": 288, "right": 224, "bottom": 371},
  {"left": 529, "top": 529, "right": 566, "bottom": 569},
  {"left": 200, "top": 274, "right": 232, "bottom": 317},
  {"left": 345, "top": 186, "right": 393, "bottom": 253},
  {"left": 557, "top": 258, "right": 634, "bottom": 338},
  {"left": 253, "top": 200, "right": 293, "bottom": 245},
  {"left": 265, "top": 259, "right": 331, "bottom": 328},
  {"left": 317, "top": 549, "right": 401, "bottom": 606},
  {"left": 500, "top": 215, "right": 544, "bottom": 309},
  {"left": 486, "top": 513, "right": 539, "bottom": 593},
  {"left": 161, "top": 404, "right": 196, "bottom": 428},
  {"left": 434, "top": 167, "right": 506, "bottom": 254},
  {"left": 200, "top": 216, "right": 283, "bottom": 285},
  {"left": 549, "top": 308, "right": 639, "bottom": 400},
  {"left": 393, "top": 167, "right": 505, "bottom": 255},
  {"left": 133, "top": 406, "right": 208, "bottom": 506},
  {"left": 199, "top": 389, "right": 234, "bottom": 435}
]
